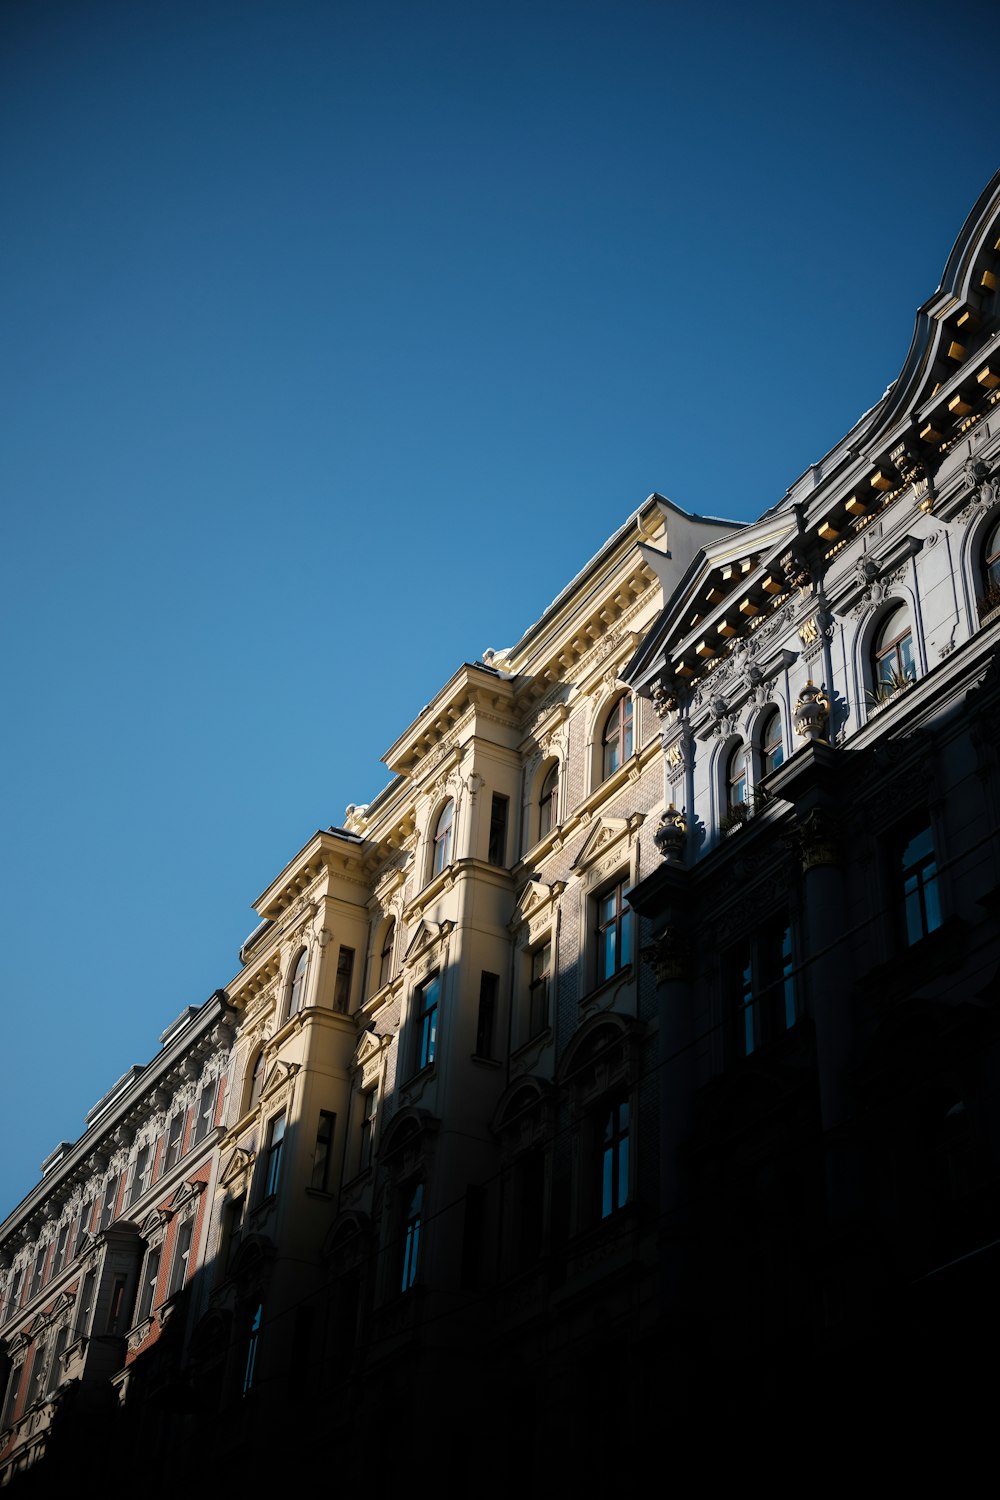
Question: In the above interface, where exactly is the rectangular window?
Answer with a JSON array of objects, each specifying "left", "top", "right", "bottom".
[
  {"left": 169, "top": 1219, "right": 193, "bottom": 1296},
  {"left": 7, "top": 1268, "right": 24, "bottom": 1319},
  {"left": 359, "top": 1088, "right": 378, "bottom": 1174},
  {"left": 1, "top": 1363, "right": 22, "bottom": 1431},
  {"left": 732, "top": 917, "right": 796, "bottom": 1057},
  {"left": 138, "top": 1247, "right": 161, "bottom": 1324},
  {"left": 29, "top": 1246, "right": 47, "bottom": 1299},
  {"left": 51, "top": 1225, "right": 69, "bottom": 1279},
  {"left": 488, "top": 793, "right": 509, "bottom": 866},
  {"left": 193, "top": 1078, "right": 219, "bottom": 1144},
  {"left": 896, "top": 820, "right": 943, "bottom": 945},
  {"left": 106, "top": 1276, "right": 129, "bottom": 1334},
  {"left": 263, "top": 1112, "right": 286, "bottom": 1199},
  {"left": 221, "top": 1197, "right": 245, "bottom": 1273},
  {"left": 476, "top": 971, "right": 498, "bottom": 1058},
  {"left": 600, "top": 1097, "right": 631, "bottom": 1219},
  {"left": 310, "top": 1111, "right": 336, "bottom": 1192},
  {"left": 75, "top": 1201, "right": 94, "bottom": 1256},
  {"left": 163, "top": 1111, "right": 185, "bottom": 1172},
  {"left": 414, "top": 975, "right": 440, "bottom": 1073},
  {"left": 77, "top": 1269, "right": 96, "bottom": 1337},
  {"left": 400, "top": 1183, "right": 423, "bottom": 1293},
  {"left": 243, "top": 1304, "right": 262, "bottom": 1397},
  {"left": 129, "top": 1145, "right": 151, "bottom": 1207},
  {"left": 99, "top": 1173, "right": 121, "bottom": 1232},
  {"left": 596, "top": 879, "right": 632, "bottom": 984},
  {"left": 334, "top": 947, "right": 355, "bottom": 1014},
  {"left": 528, "top": 942, "right": 551, "bottom": 1039},
  {"left": 26, "top": 1341, "right": 47, "bottom": 1408}
]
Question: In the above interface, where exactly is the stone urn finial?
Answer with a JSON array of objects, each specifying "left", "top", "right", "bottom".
[
  {"left": 793, "top": 680, "right": 830, "bottom": 742},
  {"left": 653, "top": 803, "right": 687, "bottom": 863}
]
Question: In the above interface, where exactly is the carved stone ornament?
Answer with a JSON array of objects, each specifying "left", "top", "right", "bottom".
[
  {"left": 779, "top": 544, "right": 812, "bottom": 592},
  {"left": 652, "top": 804, "right": 687, "bottom": 864},
  {"left": 641, "top": 925, "right": 692, "bottom": 984},
  {"left": 793, "top": 680, "right": 830, "bottom": 741},
  {"left": 792, "top": 807, "right": 841, "bottom": 870},
  {"left": 963, "top": 456, "right": 998, "bottom": 511},
  {"left": 650, "top": 677, "right": 678, "bottom": 719}
]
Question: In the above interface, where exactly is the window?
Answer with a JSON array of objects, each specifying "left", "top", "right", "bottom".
[
  {"left": 378, "top": 920, "right": 396, "bottom": 990},
  {"left": 243, "top": 1303, "right": 262, "bottom": 1396},
  {"left": 193, "top": 1078, "right": 218, "bottom": 1144},
  {"left": 539, "top": 762, "right": 559, "bottom": 840},
  {"left": 359, "top": 1088, "right": 378, "bottom": 1174},
  {"left": 726, "top": 741, "right": 748, "bottom": 811},
  {"left": 7, "top": 1267, "right": 24, "bottom": 1319},
  {"left": 759, "top": 709, "right": 784, "bottom": 778},
  {"left": 310, "top": 1110, "right": 336, "bottom": 1192},
  {"left": 432, "top": 800, "right": 455, "bottom": 876},
  {"left": 601, "top": 697, "right": 633, "bottom": 781},
  {"left": 287, "top": 948, "right": 309, "bottom": 1019},
  {"left": 138, "top": 1246, "right": 161, "bottom": 1323},
  {"left": 248, "top": 1051, "right": 265, "bottom": 1113},
  {"left": 400, "top": 1182, "right": 423, "bottom": 1293},
  {"left": 527, "top": 941, "right": 551, "bottom": 1039},
  {"left": 982, "top": 517, "right": 1000, "bottom": 615},
  {"left": 475, "top": 971, "right": 498, "bottom": 1058},
  {"left": 169, "top": 1219, "right": 194, "bottom": 1296},
  {"left": 599, "top": 1096, "right": 631, "bottom": 1219},
  {"left": 163, "top": 1112, "right": 186, "bottom": 1173},
  {"left": 334, "top": 946, "right": 355, "bottom": 1013},
  {"left": 596, "top": 879, "right": 632, "bottom": 984},
  {"left": 26, "top": 1340, "right": 48, "bottom": 1409},
  {"left": 106, "top": 1275, "right": 130, "bottom": 1334},
  {"left": 220, "top": 1197, "right": 245, "bottom": 1273},
  {"left": 1, "top": 1362, "right": 22, "bottom": 1431},
  {"left": 29, "top": 1245, "right": 46, "bottom": 1299},
  {"left": 99, "top": 1173, "right": 121, "bottom": 1231},
  {"left": 413, "top": 974, "right": 440, "bottom": 1073},
  {"left": 74, "top": 1201, "right": 94, "bottom": 1256},
  {"left": 129, "top": 1144, "right": 152, "bottom": 1207},
  {"left": 488, "top": 793, "right": 509, "bottom": 866},
  {"left": 51, "top": 1224, "right": 69, "bottom": 1278},
  {"left": 872, "top": 603, "right": 915, "bottom": 696},
  {"left": 262, "top": 1112, "right": 286, "bottom": 1200},
  {"left": 895, "top": 820, "right": 942, "bottom": 945},
  {"left": 731, "top": 917, "right": 796, "bottom": 1057},
  {"left": 76, "top": 1269, "right": 96, "bottom": 1337},
  {"left": 47, "top": 1328, "right": 68, "bottom": 1396}
]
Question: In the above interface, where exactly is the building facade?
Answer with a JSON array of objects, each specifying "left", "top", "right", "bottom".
[{"left": 2, "top": 170, "right": 1000, "bottom": 1484}]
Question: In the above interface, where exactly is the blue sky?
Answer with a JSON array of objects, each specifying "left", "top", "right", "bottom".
[{"left": 1, "top": 0, "right": 997, "bottom": 1214}]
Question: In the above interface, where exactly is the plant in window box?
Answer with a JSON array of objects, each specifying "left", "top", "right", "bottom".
[
  {"left": 866, "top": 665, "right": 915, "bottom": 709},
  {"left": 719, "top": 801, "right": 752, "bottom": 835}
]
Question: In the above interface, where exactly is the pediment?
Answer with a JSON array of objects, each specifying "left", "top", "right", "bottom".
[
  {"left": 170, "top": 1178, "right": 207, "bottom": 1216},
  {"left": 353, "top": 1027, "right": 387, "bottom": 1070},
  {"left": 511, "top": 880, "right": 559, "bottom": 925},
  {"left": 260, "top": 1059, "right": 299, "bottom": 1102},
  {"left": 573, "top": 818, "right": 629, "bottom": 871},
  {"left": 138, "top": 1206, "right": 172, "bottom": 1237},
  {"left": 403, "top": 919, "right": 443, "bottom": 962},
  {"left": 218, "top": 1146, "right": 254, "bottom": 1191}
]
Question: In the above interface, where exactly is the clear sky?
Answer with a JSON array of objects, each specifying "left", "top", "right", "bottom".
[{"left": 1, "top": 0, "right": 997, "bottom": 1215}]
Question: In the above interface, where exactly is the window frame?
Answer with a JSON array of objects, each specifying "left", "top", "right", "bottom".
[
  {"left": 377, "top": 919, "right": 396, "bottom": 992},
  {"left": 892, "top": 817, "right": 943, "bottom": 947},
  {"left": 871, "top": 602, "right": 916, "bottom": 698},
  {"left": 594, "top": 877, "right": 633, "bottom": 987},
  {"left": 538, "top": 761, "right": 559, "bottom": 842},
  {"left": 598, "top": 1094, "right": 631, "bottom": 1221},
  {"left": 758, "top": 707, "right": 784, "bottom": 779},
  {"left": 399, "top": 1181, "right": 423, "bottom": 1294},
  {"left": 729, "top": 915, "right": 797, "bottom": 1059},
  {"left": 412, "top": 973, "right": 440, "bottom": 1075},
  {"left": 600, "top": 696, "right": 634, "bottom": 783},
  {"left": 526, "top": 939, "right": 552, "bottom": 1041},
  {"left": 262, "top": 1110, "right": 287, "bottom": 1201},
  {"left": 286, "top": 948, "right": 309, "bottom": 1021},
  {"left": 431, "top": 800, "right": 455, "bottom": 878}
]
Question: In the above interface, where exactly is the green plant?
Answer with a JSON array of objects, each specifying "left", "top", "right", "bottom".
[{"left": 866, "top": 666, "right": 915, "bottom": 707}]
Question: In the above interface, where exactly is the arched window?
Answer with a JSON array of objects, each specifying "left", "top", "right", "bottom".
[
  {"left": 872, "top": 604, "right": 915, "bottom": 696},
  {"left": 727, "top": 742, "right": 748, "bottom": 811},
  {"left": 759, "top": 709, "right": 784, "bottom": 778},
  {"left": 432, "top": 801, "right": 454, "bottom": 877},
  {"left": 286, "top": 949, "right": 308, "bottom": 1020},
  {"left": 982, "top": 517, "right": 1000, "bottom": 614},
  {"left": 378, "top": 919, "right": 396, "bottom": 991},
  {"left": 538, "top": 763, "right": 559, "bottom": 840},
  {"left": 601, "top": 697, "right": 633, "bottom": 781}
]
